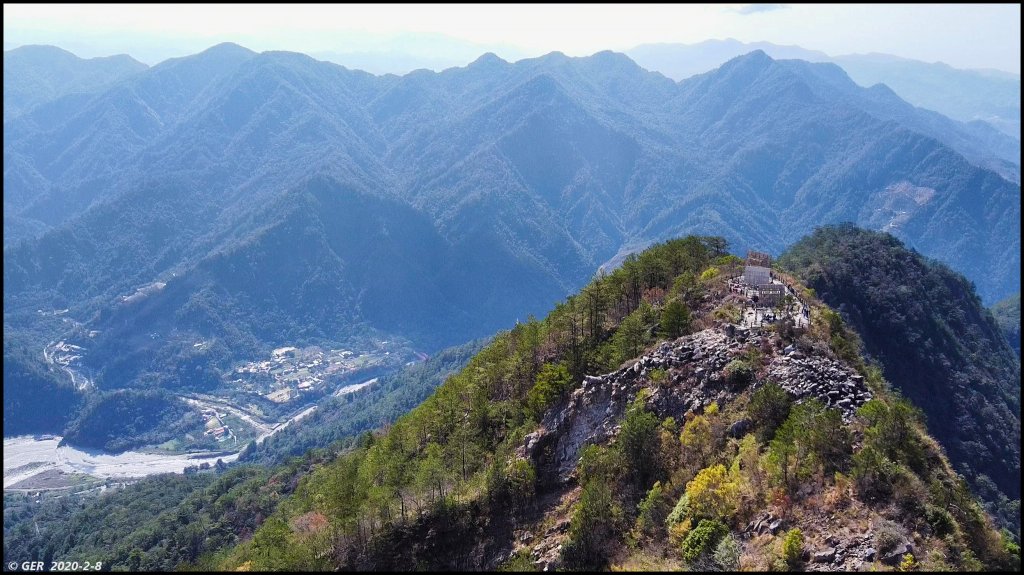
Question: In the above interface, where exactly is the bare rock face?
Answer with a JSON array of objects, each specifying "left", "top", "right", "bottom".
[{"left": 518, "top": 325, "right": 874, "bottom": 485}]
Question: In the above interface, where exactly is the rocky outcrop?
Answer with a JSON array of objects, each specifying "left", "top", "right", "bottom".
[
  {"left": 743, "top": 511, "right": 784, "bottom": 537},
  {"left": 764, "top": 351, "right": 872, "bottom": 420},
  {"left": 519, "top": 324, "right": 873, "bottom": 484},
  {"left": 519, "top": 328, "right": 744, "bottom": 481}
]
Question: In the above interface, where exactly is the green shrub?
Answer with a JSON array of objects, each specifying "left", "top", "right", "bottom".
[
  {"left": 748, "top": 382, "right": 791, "bottom": 441},
  {"left": 925, "top": 503, "right": 954, "bottom": 536},
  {"left": 850, "top": 446, "right": 900, "bottom": 501},
  {"left": 649, "top": 367, "right": 668, "bottom": 386},
  {"left": 666, "top": 494, "right": 690, "bottom": 527},
  {"left": 680, "top": 519, "right": 728, "bottom": 563},
  {"left": 857, "top": 398, "right": 927, "bottom": 473},
  {"left": 617, "top": 397, "right": 663, "bottom": 487},
  {"left": 634, "top": 481, "right": 669, "bottom": 539},
  {"left": 723, "top": 359, "right": 754, "bottom": 388},
  {"left": 499, "top": 550, "right": 538, "bottom": 572},
  {"left": 660, "top": 299, "right": 692, "bottom": 338},
  {"left": 525, "top": 363, "right": 572, "bottom": 420},
  {"left": 781, "top": 528, "right": 804, "bottom": 567},
  {"left": 578, "top": 444, "right": 624, "bottom": 485},
  {"left": 561, "top": 478, "right": 623, "bottom": 569},
  {"left": 714, "top": 533, "right": 742, "bottom": 570},
  {"left": 874, "top": 518, "right": 906, "bottom": 554},
  {"left": 505, "top": 458, "right": 537, "bottom": 507}
]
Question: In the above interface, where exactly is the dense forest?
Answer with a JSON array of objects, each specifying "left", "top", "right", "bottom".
[{"left": 778, "top": 224, "right": 1021, "bottom": 531}]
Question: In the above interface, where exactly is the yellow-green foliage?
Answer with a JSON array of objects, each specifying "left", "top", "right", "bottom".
[
  {"left": 730, "top": 433, "right": 765, "bottom": 513},
  {"left": 667, "top": 518, "right": 693, "bottom": 549},
  {"left": 899, "top": 553, "right": 918, "bottom": 571},
  {"left": 648, "top": 367, "right": 668, "bottom": 386},
  {"left": 712, "top": 303, "right": 742, "bottom": 323},
  {"left": 715, "top": 254, "right": 744, "bottom": 267},
  {"left": 700, "top": 266, "right": 720, "bottom": 282},
  {"left": 685, "top": 464, "right": 740, "bottom": 522},
  {"left": 680, "top": 413, "right": 713, "bottom": 470}
]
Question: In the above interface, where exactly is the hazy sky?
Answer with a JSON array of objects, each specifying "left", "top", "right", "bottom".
[{"left": 4, "top": 3, "right": 1021, "bottom": 73}]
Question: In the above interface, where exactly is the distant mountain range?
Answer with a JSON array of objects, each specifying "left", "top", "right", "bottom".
[
  {"left": 3, "top": 44, "right": 1020, "bottom": 400},
  {"left": 626, "top": 39, "right": 1021, "bottom": 142}
]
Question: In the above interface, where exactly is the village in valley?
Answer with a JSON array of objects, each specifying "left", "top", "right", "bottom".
[{"left": 228, "top": 340, "right": 421, "bottom": 405}]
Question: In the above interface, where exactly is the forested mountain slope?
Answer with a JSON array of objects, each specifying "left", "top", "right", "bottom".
[
  {"left": 4, "top": 48, "right": 1020, "bottom": 426},
  {"left": 778, "top": 225, "right": 1021, "bottom": 527},
  {"left": 991, "top": 293, "right": 1021, "bottom": 356}
]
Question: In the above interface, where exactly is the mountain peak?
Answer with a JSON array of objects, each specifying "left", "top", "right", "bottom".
[
  {"left": 469, "top": 52, "right": 509, "bottom": 68},
  {"left": 198, "top": 42, "right": 255, "bottom": 58},
  {"left": 6, "top": 44, "right": 79, "bottom": 60},
  {"left": 734, "top": 48, "right": 774, "bottom": 65},
  {"left": 533, "top": 51, "right": 569, "bottom": 64},
  {"left": 587, "top": 49, "right": 637, "bottom": 67},
  {"left": 705, "top": 49, "right": 777, "bottom": 81}
]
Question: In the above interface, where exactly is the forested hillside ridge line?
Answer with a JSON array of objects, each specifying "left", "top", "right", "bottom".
[
  {"left": 777, "top": 225, "right": 1021, "bottom": 531},
  {"left": 59, "top": 388, "right": 213, "bottom": 453},
  {"left": 169, "top": 234, "right": 1019, "bottom": 572},
  {"left": 3, "top": 44, "right": 148, "bottom": 119},
  {"left": 3, "top": 329, "right": 83, "bottom": 436},
  {"left": 3, "top": 450, "right": 334, "bottom": 572},
  {"left": 3, "top": 47, "right": 1019, "bottom": 396},
  {"left": 991, "top": 293, "right": 1020, "bottom": 356}
]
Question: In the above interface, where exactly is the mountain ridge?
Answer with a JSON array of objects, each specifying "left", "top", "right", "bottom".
[
  {"left": 627, "top": 39, "right": 1021, "bottom": 142},
  {"left": 3, "top": 47, "right": 1020, "bottom": 446}
]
